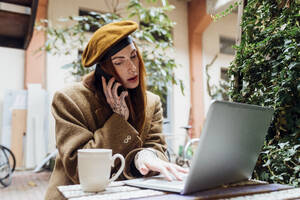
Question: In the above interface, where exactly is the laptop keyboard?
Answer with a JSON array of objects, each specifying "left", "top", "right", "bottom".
[
  {"left": 140, "top": 173, "right": 188, "bottom": 189},
  {"left": 125, "top": 172, "right": 189, "bottom": 192},
  {"left": 144, "top": 179, "right": 184, "bottom": 188}
]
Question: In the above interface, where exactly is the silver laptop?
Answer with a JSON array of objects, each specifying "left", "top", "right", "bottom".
[{"left": 125, "top": 100, "right": 274, "bottom": 194}]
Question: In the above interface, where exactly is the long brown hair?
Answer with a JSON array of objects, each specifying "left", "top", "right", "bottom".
[{"left": 94, "top": 43, "right": 147, "bottom": 133}]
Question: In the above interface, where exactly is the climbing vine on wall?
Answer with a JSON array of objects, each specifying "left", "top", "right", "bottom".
[{"left": 228, "top": 0, "right": 300, "bottom": 186}]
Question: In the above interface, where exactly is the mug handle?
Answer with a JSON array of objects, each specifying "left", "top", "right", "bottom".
[{"left": 108, "top": 153, "right": 125, "bottom": 183}]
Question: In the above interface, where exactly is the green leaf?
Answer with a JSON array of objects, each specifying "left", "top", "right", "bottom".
[
  {"left": 288, "top": 62, "right": 300, "bottom": 70},
  {"left": 293, "top": 145, "right": 300, "bottom": 151},
  {"left": 261, "top": 150, "right": 270, "bottom": 154},
  {"left": 294, "top": 166, "right": 300, "bottom": 171},
  {"left": 128, "top": 12, "right": 137, "bottom": 18},
  {"left": 284, "top": 157, "right": 291, "bottom": 161},
  {"left": 263, "top": 159, "right": 271, "bottom": 167},
  {"left": 278, "top": 142, "right": 289, "bottom": 149}
]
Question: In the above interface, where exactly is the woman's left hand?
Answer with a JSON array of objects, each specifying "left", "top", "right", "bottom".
[
  {"left": 102, "top": 76, "right": 129, "bottom": 120},
  {"left": 135, "top": 150, "right": 188, "bottom": 181}
]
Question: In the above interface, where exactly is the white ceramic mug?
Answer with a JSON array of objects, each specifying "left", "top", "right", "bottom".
[{"left": 77, "top": 149, "right": 125, "bottom": 192}]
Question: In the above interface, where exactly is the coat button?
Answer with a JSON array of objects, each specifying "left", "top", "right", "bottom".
[{"left": 123, "top": 135, "right": 131, "bottom": 143}]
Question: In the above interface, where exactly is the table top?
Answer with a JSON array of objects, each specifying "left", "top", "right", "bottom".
[{"left": 58, "top": 180, "right": 299, "bottom": 200}]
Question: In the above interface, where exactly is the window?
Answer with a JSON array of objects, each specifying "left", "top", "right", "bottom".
[{"left": 220, "top": 36, "right": 235, "bottom": 55}]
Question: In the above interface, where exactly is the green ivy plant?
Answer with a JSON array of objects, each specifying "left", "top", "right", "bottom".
[
  {"left": 254, "top": 137, "right": 300, "bottom": 186},
  {"left": 228, "top": 0, "right": 300, "bottom": 186},
  {"left": 36, "top": 0, "right": 184, "bottom": 103}
]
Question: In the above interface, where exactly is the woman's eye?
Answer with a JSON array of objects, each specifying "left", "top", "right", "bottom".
[
  {"left": 114, "top": 62, "right": 122, "bottom": 65},
  {"left": 131, "top": 54, "right": 137, "bottom": 59}
]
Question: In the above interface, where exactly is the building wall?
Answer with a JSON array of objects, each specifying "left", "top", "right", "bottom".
[
  {"left": 46, "top": 0, "right": 190, "bottom": 153},
  {"left": 0, "top": 47, "right": 24, "bottom": 143},
  {"left": 202, "top": 13, "right": 238, "bottom": 115}
]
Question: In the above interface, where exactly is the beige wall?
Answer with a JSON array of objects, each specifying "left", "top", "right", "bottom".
[
  {"left": 0, "top": 47, "right": 24, "bottom": 143},
  {"left": 46, "top": 0, "right": 190, "bottom": 153},
  {"left": 202, "top": 13, "right": 238, "bottom": 115}
]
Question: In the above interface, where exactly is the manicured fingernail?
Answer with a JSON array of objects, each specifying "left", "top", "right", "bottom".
[
  {"left": 141, "top": 167, "right": 147, "bottom": 172},
  {"left": 141, "top": 168, "right": 148, "bottom": 175}
]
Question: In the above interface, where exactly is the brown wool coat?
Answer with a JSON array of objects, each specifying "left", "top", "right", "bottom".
[{"left": 45, "top": 75, "right": 168, "bottom": 200}]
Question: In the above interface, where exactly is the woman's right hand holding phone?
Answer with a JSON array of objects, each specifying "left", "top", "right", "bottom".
[{"left": 102, "top": 76, "right": 129, "bottom": 120}]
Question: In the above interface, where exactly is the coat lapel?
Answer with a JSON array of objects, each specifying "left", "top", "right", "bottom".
[{"left": 140, "top": 98, "right": 152, "bottom": 141}]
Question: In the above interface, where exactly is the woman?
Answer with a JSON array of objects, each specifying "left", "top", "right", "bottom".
[{"left": 45, "top": 20, "right": 187, "bottom": 200}]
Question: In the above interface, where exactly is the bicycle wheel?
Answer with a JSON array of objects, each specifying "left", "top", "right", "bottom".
[{"left": 0, "top": 145, "right": 16, "bottom": 187}]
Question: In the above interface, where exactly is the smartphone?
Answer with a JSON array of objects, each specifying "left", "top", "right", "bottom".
[{"left": 98, "top": 67, "right": 125, "bottom": 96}]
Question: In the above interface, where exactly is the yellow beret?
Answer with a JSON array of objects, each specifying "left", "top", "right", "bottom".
[{"left": 82, "top": 20, "right": 138, "bottom": 67}]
